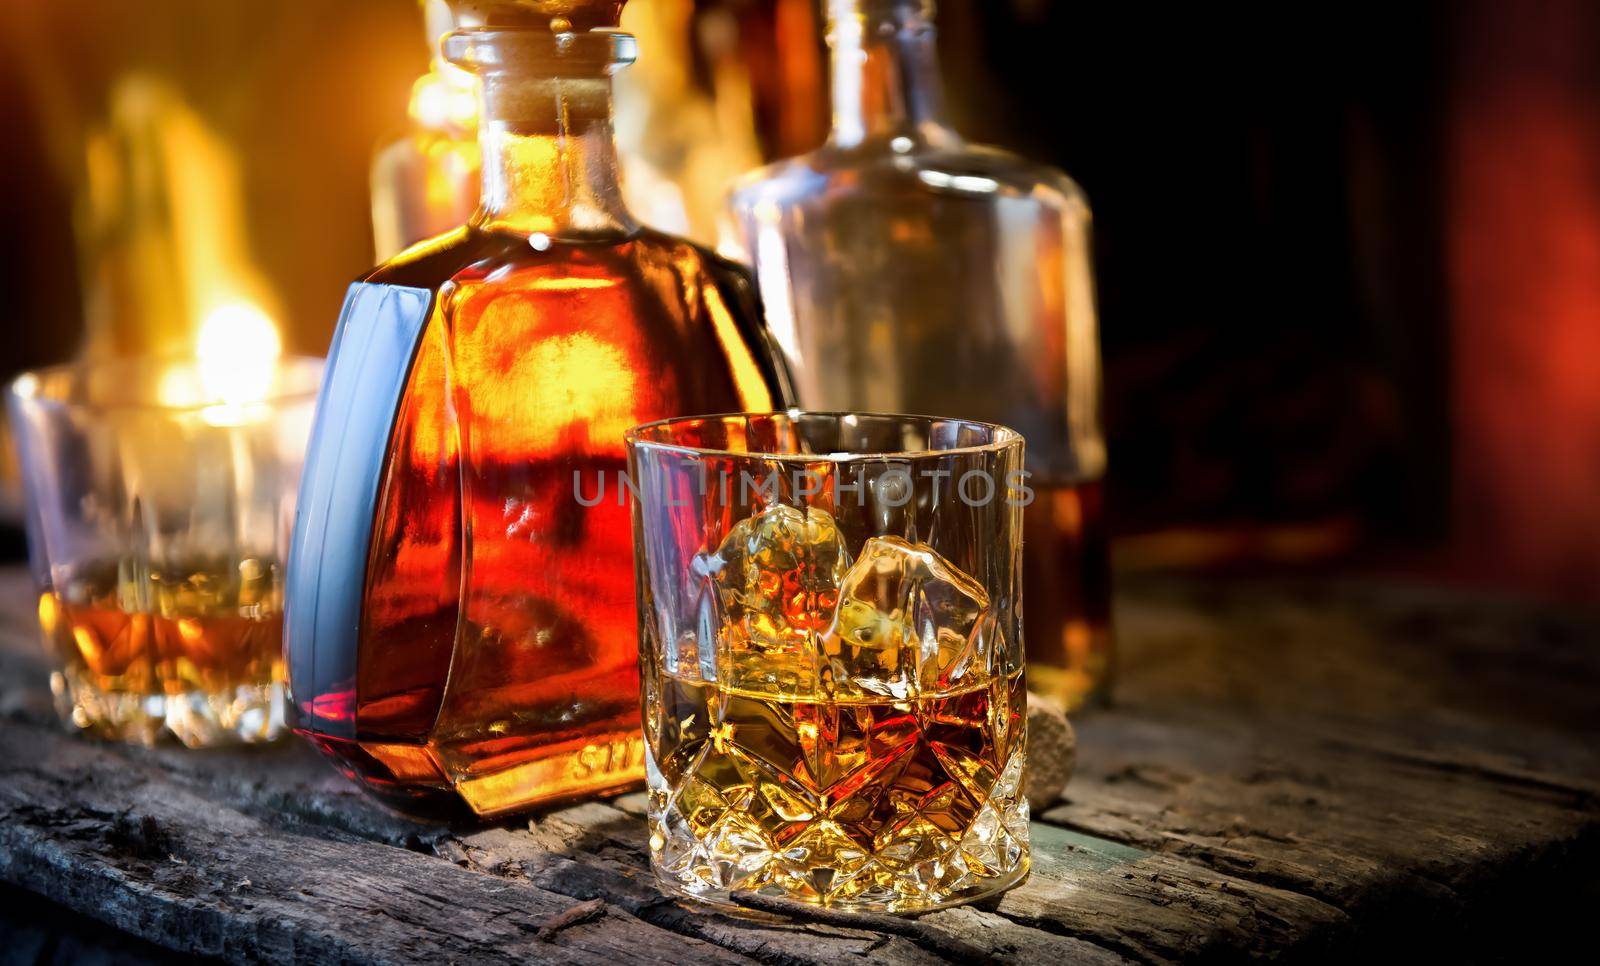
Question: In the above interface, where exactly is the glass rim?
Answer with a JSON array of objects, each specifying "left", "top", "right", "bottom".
[
  {"left": 7, "top": 354, "right": 324, "bottom": 416},
  {"left": 625, "top": 410, "right": 1025, "bottom": 462},
  {"left": 443, "top": 27, "right": 638, "bottom": 76}
]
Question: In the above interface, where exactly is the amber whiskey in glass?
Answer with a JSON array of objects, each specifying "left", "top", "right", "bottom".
[
  {"left": 39, "top": 558, "right": 284, "bottom": 745},
  {"left": 287, "top": 5, "right": 787, "bottom": 819},
  {"left": 629, "top": 414, "right": 1029, "bottom": 912},
  {"left": 9, "top": 356, "right": 321, "bottom": 748}
]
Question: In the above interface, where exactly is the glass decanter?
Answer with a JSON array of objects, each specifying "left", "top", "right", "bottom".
[
  {"left": 725, "top": 0, "right": 1110, "bottom": 711},
  {"left": 287, "top": 0, "right": 789, "bottom": 819}
]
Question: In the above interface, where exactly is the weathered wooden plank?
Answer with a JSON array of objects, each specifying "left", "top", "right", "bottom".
[
  {"left": 3, "top": 567, "right": 1599, "bottom": 964},
  {"left": 587, "top": 792, "right": 1344, "bottom": 964},
  {"left": 0, "top": 726, "right": 756, "bottom": 966},
  {"left": 1044, "top": 713, "right": 1599, "bottom": 913},
  {"left": 448, "top": 821, "right": 946, "bottom": 966},
  {"left": 1103, "top": 577, "right": 1600, "bottom": 737},
  {"left": 986, "top": 827, "right": 1347, "bottom": 963},
  {"left": 1022, "top": 577, "right": 1600, "bottom": 960},
  {"left": 467, "top": 798, "right": 1134, "bottom": 965}
]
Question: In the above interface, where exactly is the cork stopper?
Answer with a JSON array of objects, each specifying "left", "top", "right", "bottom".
[
  {"left": 446, "top": 0, "right": 626, "bottom": 32},
  {"left": 442, "top": 0, "right": 635, "bottom": 90},
  {"left": 1025, "top": 693, "right": 1077, "bottom": 810},
  {"left": 443, "top": 27, "right": 635, "bottom": 81}
]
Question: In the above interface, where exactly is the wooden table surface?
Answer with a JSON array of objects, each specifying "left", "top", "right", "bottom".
[{"left": 1, "top": 566, "right": 1597, "bottom": 964}]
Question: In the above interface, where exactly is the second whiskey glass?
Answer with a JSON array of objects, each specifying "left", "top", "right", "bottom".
[
  {"left": 7, "top": 355, "right": 320, "bottom": 747},
  {"left": 627, "top": 412, "right": 1029, "bottom": 913}
]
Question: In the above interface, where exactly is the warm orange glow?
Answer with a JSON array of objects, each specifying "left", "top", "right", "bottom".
[
  {"left": 409, "top": 66, "right": 479, "bottom": 133},
  {"left": 71, "top": 76, "right": 286, "bottom": 421},
  {"left": 176, "top": 618, "right": 206, "bottom": 647},
  {"left": 705, "top": 283, "right": 776, "bottom": 412},
  {"left": 72, "top": 626, "right": 103, "bottom": 671},
  {"left": 1450, "top": 0, "right": 1600, "bottom": 599},
  {"left": 389, "top": 226, "right": 473, "bottom": 267},
  {"left": 192, "top": 300, "right": 284, "bottom": 425},
  {"left": 150, "top": 298, "right": 285, "bottom": 425},
  {"left": 364, "top": 742, "right": 449, "bottom": 783},
  {"left": 506, "top": 331, "right": 641, "bottom": 450},
  {"left": 389, "top": 320, "right": 458, "bottom": 468},
  {"left": 43, "top": 588, "right": 279, "bottom": 695},
  {"left": 454, "top": 734, "right": 644, "bottom": 818},
  {"left": 1020, "top": 480, "right": 1113, "bottom": 712},
  {"left": 405, "top": 278, "right": 647, "bottom": 459},
  {"left": 37, "top": 593, "right": 60, "bottom": 636},
  {"left": 78, "top": 77, "right": 283, "bottom": 366},
  {"left": 523, "top": 278, "right": 619, "bottom": 291}
]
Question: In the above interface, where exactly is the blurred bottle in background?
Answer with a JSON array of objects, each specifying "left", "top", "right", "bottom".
[
  {"left": 726, "top": 0, "right": 1111, "bottom": 711},
  {"left": 614, "top": 0, "right": 763, "bottom": 245},
  {"left": 370, "top": 0, "right": 483, "bottom": 262}
]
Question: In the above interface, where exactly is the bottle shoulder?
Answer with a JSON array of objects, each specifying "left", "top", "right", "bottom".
[
  {"left": 350, "top": 227, "right": 782, "bottom": 414},
  {"left": 729, "top": 139, "right": 1090, "bottom": 220},
  {"left": 360, "top": 225, "right": 754, "bottom": 293},
  {"left": 361, "top": 227, "right": 508, "bottom": 289},
  {"left": 627, "top": 227, "right": 758, "bottom": 289}
]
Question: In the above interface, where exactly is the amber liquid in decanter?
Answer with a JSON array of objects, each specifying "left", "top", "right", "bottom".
[{"left": 287, "top": 18, "right": 786, "bottom": 819}]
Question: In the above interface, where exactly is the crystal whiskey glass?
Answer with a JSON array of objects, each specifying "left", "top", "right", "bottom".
[
  {"left": 7, "top": 356, "right": 321, "bottom": 746},
  {"left": 628, "top": 412, "right": 1029, "bottom": 913}
]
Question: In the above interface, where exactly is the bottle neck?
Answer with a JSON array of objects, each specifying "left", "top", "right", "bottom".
[
  {"left": 474, "top": 73, "right": 635, "bottom": 238},
  {"left": 828, "top": 2, "right": 952, "bottom": 148}
]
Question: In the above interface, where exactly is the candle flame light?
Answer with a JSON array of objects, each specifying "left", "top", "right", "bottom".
[
  {"left": 197, "top": 301, "right": 283, "bottom": 405},
  {"left": 154, "top": 300, "right": 284, "bottom": 426},
  {"left": 62, "top": 73, "right": 292, "bottom": 427}
]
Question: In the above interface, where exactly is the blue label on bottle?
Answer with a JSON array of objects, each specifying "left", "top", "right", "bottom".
[{"left": 285, "top": 282, "right": 432, "bottom": 739}]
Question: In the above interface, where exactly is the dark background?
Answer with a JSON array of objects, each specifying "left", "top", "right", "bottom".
[{"left": 2, "top": 0, "right": 1598, "bottom": 603}]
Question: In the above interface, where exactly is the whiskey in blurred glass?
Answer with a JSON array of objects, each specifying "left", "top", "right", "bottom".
[
  {"left": 8, "top": 356, "right": 320, "bottom": 747},
  {"left": 40, "top": 557, "right": 284, "bottom": 746}
]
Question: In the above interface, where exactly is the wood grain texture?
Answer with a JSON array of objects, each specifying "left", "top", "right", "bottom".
[{"left": 1, "top": 568, "right": 1597, "bottom": 964}]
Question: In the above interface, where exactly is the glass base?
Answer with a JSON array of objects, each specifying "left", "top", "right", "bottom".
[
  {"left": 50, "top": 667, "right": 288, "bottom": 748},
  {"left": 651, "top": 855, "right": 1030, "bottom": 916},
  {"left": 648, "top": 786, "right": 1032, "bottom": 916}
]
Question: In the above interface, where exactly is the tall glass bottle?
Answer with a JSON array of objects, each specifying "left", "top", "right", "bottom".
[
  {"left": 726, "top": 0, "right": 1110, "bottom": 711},
  {"left": 286, "top": 0, "right": 788, "bottom": 819}
]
